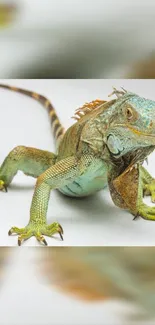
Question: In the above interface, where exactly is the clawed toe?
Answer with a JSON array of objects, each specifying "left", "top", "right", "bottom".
[
  {"left": 144, "top": 182, "right": 155, "bottom": 203},
  {"left": 35, "top": 233, "right": 48, "bottom": 246},
  {"left": 8, "top": 222, "right": 64, "bottom": 246},
  {"left": 133, "top": 215, "right": 140, "bottom": 221},
  {"left": 8, "top": 227, "right": 25, "bottom": 236},
  {"left": 46, "top": 222, "right": 64, "bottom": 240},
  {"left": 0, "top": 180, "right": 7, "bottom": 192},
  {"left": 137, "top": 203, "right": 155, "bottom": 221}
]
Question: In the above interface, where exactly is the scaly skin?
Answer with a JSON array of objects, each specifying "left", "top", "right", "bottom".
[{"left": 0, "top": 85, "right": 155, "bottom": 245}]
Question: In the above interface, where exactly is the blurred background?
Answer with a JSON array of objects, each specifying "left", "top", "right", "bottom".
[
  {"left": 0, "top": 0, "right": 155, "bottom": 78},
  {"left": 0, "top": 247, "right": 155, "bottom": 324}
]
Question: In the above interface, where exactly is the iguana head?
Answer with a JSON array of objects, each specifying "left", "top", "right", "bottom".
[{"left": 104, "top": 88, "right": 155, "bottom": 160}]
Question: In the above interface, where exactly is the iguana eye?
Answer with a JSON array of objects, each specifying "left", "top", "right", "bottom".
[{"left": 125, "top": 107, "right": 133, "bottom": 121}]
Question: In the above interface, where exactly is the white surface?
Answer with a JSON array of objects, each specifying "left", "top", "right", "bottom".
[{"left": 0, "top": 79, "right": 155, "bottom": 246}]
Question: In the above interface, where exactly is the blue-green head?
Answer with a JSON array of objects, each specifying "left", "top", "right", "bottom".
[{"left": 104, "top": 88, "right": 155, "bottom": 159}]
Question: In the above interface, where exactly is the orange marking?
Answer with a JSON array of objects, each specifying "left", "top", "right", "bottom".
[
  {"left": 53, "top": 119, "right": 59, "bottom": 128},
  {"left": 10, "top": 86, "right": 18, "bottom": 91},
  {"left": 45, "top": 99, "right": 50, "bottom": 108},
  {"left": 49, "top": 110, "right": 55, "bottom": 117},
  {"left": 73, "top": 99, "right": 107, "bottom": 121},
  {"left": 55, "top": 125, "right": 63, "bottom": 138},
  {"left": 117, "top": 124, "right": 155, "bottom": 138},
  {"left": 32, "top": 93, "right": 40, "bottom": 100}
]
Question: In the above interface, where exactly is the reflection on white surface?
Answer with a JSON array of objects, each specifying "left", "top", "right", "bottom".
[
  {"left": 0, "top": 249, "right": 128, "bottom": 325},
  {"left": 0, "top": 248, "right": 154, "bottom": 325}
]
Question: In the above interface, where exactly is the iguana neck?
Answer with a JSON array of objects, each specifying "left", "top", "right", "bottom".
[{"left": 108, "top": 146, "right": 155, "bottom": 179}]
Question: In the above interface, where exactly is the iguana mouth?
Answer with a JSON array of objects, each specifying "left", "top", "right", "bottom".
[{"left": 123, "top": 146, "right": 154, "bottom": 167}]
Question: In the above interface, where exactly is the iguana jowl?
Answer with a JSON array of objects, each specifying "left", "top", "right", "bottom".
[{"left": 0, "top": 84, "right": 155, "bottom": 246}]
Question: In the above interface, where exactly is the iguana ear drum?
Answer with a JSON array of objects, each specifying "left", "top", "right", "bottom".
[
  {"left": 125, "top": 107, "right": 133, "bottom": 120},
  {"left": 107, "top": 134, "right": 124, "bottom": 155},
  {"left": 123, "top": 105, "right": 138, "bottom": 122}
]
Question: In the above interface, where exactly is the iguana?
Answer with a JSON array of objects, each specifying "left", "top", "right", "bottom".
[{"left": 0, "top": 84, "right": 155, "bottom": 246}]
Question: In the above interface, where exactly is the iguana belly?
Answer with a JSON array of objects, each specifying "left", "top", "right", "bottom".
[{"left": 59, "top": 161, "right": 108, "bottom": 197}]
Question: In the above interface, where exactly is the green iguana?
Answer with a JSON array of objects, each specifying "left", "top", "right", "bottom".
[{"left": 0, "top": 84, "right": 155, "bottom": 246}]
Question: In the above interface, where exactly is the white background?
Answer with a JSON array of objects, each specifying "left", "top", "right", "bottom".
[{"left": 0, "top": 79, "right": 155, "bottom": 246}]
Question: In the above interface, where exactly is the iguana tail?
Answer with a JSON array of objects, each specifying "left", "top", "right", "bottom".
[{"left": 0, "top": 83, "right": 65, "bottom": 144}]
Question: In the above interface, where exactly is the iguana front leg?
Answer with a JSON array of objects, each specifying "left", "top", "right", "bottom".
[
  {"left": 0, "top": 146, "right": 56, "bottom": 191},
  {"left": 141, "top": 166, "right": 155, "bottom": 203},
  {"left": 8, "top": 155, "right": 92, "bottom": 246},
  {"left": 111, "top": 164, "right": 155, "bottom": 221}
]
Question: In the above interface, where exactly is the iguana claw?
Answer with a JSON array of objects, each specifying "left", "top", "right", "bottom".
[
  {"left": 0, "top": 180, "right": 7, "bottom": 192},
  {"left": 137, "top": 204, "right": 155, "bottom": 221},
  {"left": 133, "top": 215, "right": 140, "bottom": 221}
]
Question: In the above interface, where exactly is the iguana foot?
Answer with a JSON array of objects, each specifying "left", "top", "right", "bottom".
[
  {"left": 8, "top": 222, "right": 63, "bottom": 246},
  {"left": 143, "top": 180, "right": 155, "bottom": 203},
  {"left": 137, "top": 204, "right": 155, "bottom": 221},
  {"left": 0, "top": 180, "right": 7, "bottom": 192}
]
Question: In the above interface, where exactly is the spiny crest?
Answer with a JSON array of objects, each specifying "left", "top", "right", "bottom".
[
  {"left": 108, "top": 86, "right": 128, "bottom": 99},
  {"left": 72, "top": 99, "right": 107, "bottom": 121},
  {"left": 72, "top": 87, "right": 128, "bottom": 121}
]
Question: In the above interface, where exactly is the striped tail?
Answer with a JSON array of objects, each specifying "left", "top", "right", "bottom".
[{"left": 0, "top": 84, "right": 65, "bottom": 144}]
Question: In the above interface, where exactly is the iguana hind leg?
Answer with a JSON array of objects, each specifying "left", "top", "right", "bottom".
[{"left": 0, "top": 146, "right": 56, "bottom": 191}]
